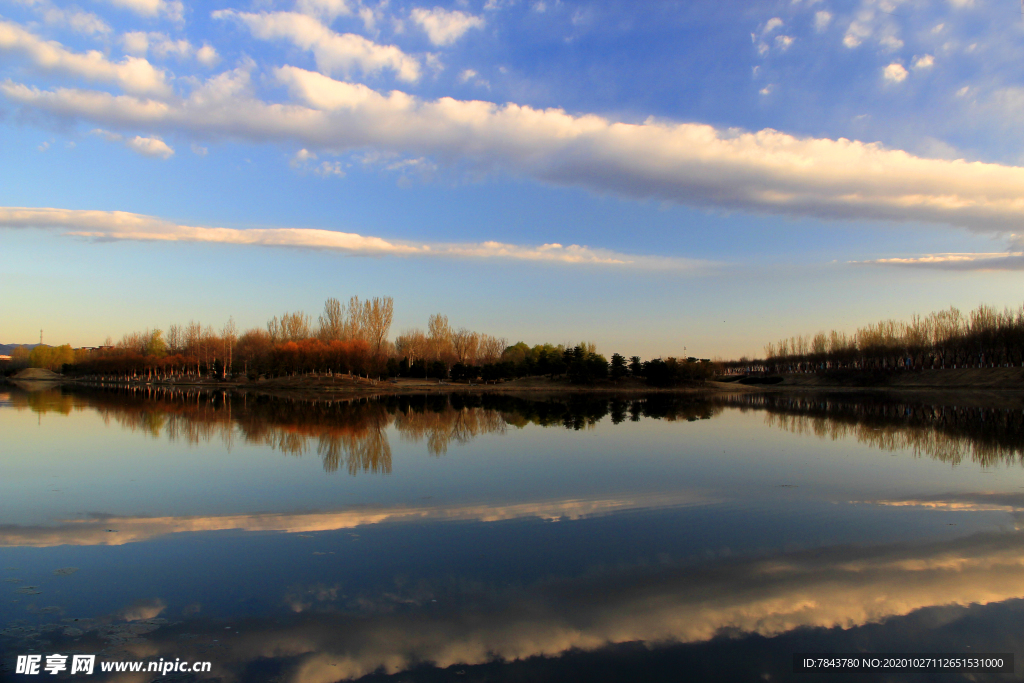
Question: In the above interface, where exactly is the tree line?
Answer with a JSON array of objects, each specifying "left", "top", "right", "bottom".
[
  {"left": 1, "top": 294, "right": 717, "bottom": 387},
  {"left": 725, "top": 303, "right": 1024, "bottom": 374}
]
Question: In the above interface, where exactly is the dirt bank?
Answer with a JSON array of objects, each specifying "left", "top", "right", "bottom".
[{"left": 9, "top": 368, "right": 63, "bottom": 381}]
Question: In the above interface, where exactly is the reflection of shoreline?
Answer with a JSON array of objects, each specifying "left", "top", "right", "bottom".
[
  {"left": 0, "top": 492, "right": 713, "bottom": 547},
  {"left": 15, "top": 528, "right": 1024, "bottom": 682},
  {"left": 719, "top": 392, "right": 1024, "bottom": 467},
  {"left": 4, "top": 388, "right": 722, "bottom": 474}
]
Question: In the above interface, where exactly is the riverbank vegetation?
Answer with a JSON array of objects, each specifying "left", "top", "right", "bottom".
[
  {"left": 3, "top": 296, "right": 716, "bottom": 388},
  {"left": 725, "top": 303, "right": 1024, "bottom": 375}
]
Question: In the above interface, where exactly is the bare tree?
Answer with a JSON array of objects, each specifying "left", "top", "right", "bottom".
[
  {"left": 222, "top": 317, "right": 237, "bottom": 379},
  {"left": 318, "top": 298, "right": 345, "bottom": 342},
  {"left": 167, "top": 324, "right": 183, "bottom": 354},
  {"left": 478, "top": 334, "right": 507, "bottom": 363},
  {"left": 267, "top": 316, "right": 281, "bottom": 344},
  {"left": 395, "top": 329, "right": 427, "bottom": 361},
  {"left": 202, "top": 325, "right": 216, "bottom": 376},
  {"left": 282, "top": 312, "right": 311, "bottom": 341},
  {"left": 186, "top": 321, "right": 202, "bottom": 376},
  {"left": 345, "top": 296, "right": 367, "bottom": 342},
  {"left": 427, "top": 313, "right": 452, "bottom": 362},
  {"left": 270, "top": 312, "right": 312, "bottom": 342},
  {"left": 365, "top": 296, "right": 394, "bottom": 357},
  {"left": 452, "top": 328, "right": 479, "bottom": 364}
]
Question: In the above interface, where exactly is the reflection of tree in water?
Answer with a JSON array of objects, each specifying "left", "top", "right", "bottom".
[
  {"left": 31, "top": 386, "right": 395, "bottom": 475},
  {"left": 229, "top": 398, "right": 394, "bottom": 475},
  {"left": 315, "top": 415, "right": 392, "bottom": 475},
  {"left": 7, "top": 388, "right": 84, "bottom": 417},
  {"left": 394, "top": 402, "right": 506, "bottom": 456},
  {"left": 14, "top": 386, "right": 722, "bottom": 474},
  {"left": 720, "top": 393, "right": 1024, "bottom": 467}
]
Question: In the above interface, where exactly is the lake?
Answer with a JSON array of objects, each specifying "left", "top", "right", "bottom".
[{"left": 2, "top": 385, "right": 1023, "bottom": 682}]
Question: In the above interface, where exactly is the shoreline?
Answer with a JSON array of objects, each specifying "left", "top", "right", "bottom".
[
  {"left": 4, "top": 374, "right": 755, "bottom": 399},
  {"left": 5, "top": 367, "right": 1022, "bottom": 402}
]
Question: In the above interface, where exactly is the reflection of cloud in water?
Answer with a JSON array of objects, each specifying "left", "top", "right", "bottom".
[
  {"left": 82, "top": 529, "right": 1024, "bottom": 682},
  {"left": 0, "top": 493, "right": 712, "bottom": 547},
  {"left": 860, "top": 491, "right": 1024, "bottom": 513},
  {"left": 117, "top": 598, "right": 166, "bottom": 622}
]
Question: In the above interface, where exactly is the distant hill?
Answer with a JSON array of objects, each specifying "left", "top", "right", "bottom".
[{"left": 0, "top": 344, "right": 39, "bottom": 355}]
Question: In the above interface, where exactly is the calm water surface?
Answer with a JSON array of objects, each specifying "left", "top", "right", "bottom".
[{"left": 2, "top": 386, "right": 1024, "bottom": 682}]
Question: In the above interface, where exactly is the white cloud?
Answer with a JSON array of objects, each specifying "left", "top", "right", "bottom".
[
  {"left": 855, "top": 251, "right": 1024, "bottom": 270},
  {"left": 214, "top": 10, "right": 421, "bottom": 82},
  {"left": 295, "top": 0, "right": 357, "bottom": 22},
  {"left": 315, "top": 160, "right": 346, "bottom": 176},
  {"left": 843, "top": 21, "right": 870, "bottom": 48},
  {"left": 0, "top": 20, "right": 171, "bottom": 97},
  {"left": 357, "top": 6, "right": 381, "bottom": 33},
  {"left": 121, "top": 31, "right": 150, "bottom": 55},
  {"left": 814, "top": 11, "right": 832, "bottom": 32},
  {"left": 883, "top": 62, "right": 907, "bottom": 83},
  {"left": 37, "top": 140, "right": 50, "bottom": 151},
  {"left": 956, "top": 85, "right": 969, "bottom": 97},
  {"left": 131, "top": 32, "right": 192, "bottom": 59},
  {"left": 154, "top": 37, "right": 190, "bottom": 60},
  {"left": 290, "top": 147, "right": 318, "bottom": 167},
  {"left": 126, "top": 134, "right": 173, "bottom": 158},
  {"left": 762, "top": 17, "right": 783, "bottom": 34},
  {"left": 410, "top": 7, "right": 485, "bottom": 46},
  {"left": 190, "top": 142, "right": 207, "bottom": 156},
  {"left": 774, "top": 35, "right": 794, "bottom": 50},
  {"left": 879, "top": 34, "right": 903, "bottom": 52},
  {"left": 759, "top": 84, "right": 773, "bottom": 95},
  {"left": 195, "top": 44, "right": 219, "bottom": 67},
  {"left": 14, "top": 68, "right": 1024, "bottom": 235},
  {"left": 91, "top": 128, "right": 173, "bottom": 158},
  {"left": 98, "top": 0, "right": 184, "bottom": 22},
  {"left": 912, "top": 54, "right": 934, "bottom": 70},
  {"left": 0, "top": 206, "right": 701, "bottom": 267},
  {"left": 120, "top": 32, "right": 223, "bottom": 68},
  {"left": 90, "top": 127, "right": 124, "bottom": 142},
  {"left": 42, "top": 6, "right": 111, "bottom": 35},
  {"left": 457, "top": 67, "right": 488, "bottom": 88}
]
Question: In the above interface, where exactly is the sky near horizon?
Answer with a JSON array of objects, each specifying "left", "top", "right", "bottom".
[{"left": 2, "top": 0, "right": 1024, "bottom": 358}]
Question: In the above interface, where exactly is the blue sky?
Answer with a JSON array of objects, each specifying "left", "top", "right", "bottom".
[{"left": 2, "top": 0, "right": 1024, "bottom": 358}]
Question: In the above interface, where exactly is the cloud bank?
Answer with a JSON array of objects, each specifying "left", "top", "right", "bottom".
[
  {"left": 0, "top": 206, "right": 702, "bottom": 268},
  {"left": 0, "top": 20, "right": 171, "bottom": 96},
  {"left": 410, "top": 7, "right": 485, "bottom": 46},
  {"left": 213, "top": 11, "right": 421, "bottom": 83},
  {"left": 7, "top": 64, "right": 1024, "bottom": 236}
]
